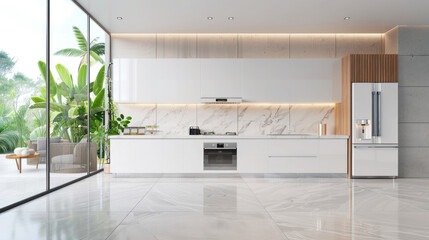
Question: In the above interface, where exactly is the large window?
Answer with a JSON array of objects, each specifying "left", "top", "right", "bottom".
[
  {"left": 0, "top": 0, "right": 110, "bottom": 211},
  {"left": 0, "top": 0, "right": 47, "bottom": 208}
]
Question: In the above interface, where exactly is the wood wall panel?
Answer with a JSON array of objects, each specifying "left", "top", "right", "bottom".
[
  {"left": 350, "top": 54, "right": 398, "bottom": 83},
  {"left": 335, "top": 56, "right": 352, "bottom": 178},
  {"left": 156, "top": 34, "right": 197, "bottom": 58},
  {"left": 290, "top": 34, "right": 336, "bottom": 58},
  {"left": 336, "top": 34, "right": 383, "bottom": 58},
  {"left": 111, "top": 34, "right": 156, "bottom": 58},
  {"left": 197, "top": 34, "right": 238, "bottom": 58},
  {"left": 238, "top": 34, "right": 290, "bottom": 58}
]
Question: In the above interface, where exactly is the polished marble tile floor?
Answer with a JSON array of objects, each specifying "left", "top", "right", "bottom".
[
  {"left": 1, "top": 174, "right": 429, "bottom": 240},
  {"left": 0, "top": 155, "right": 88, "bottom": 208}
]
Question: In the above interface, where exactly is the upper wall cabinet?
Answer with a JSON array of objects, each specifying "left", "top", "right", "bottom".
[
  {"left": 156, "top": 59, "right": 200, "bottom": 103},
  {"left": 113, "top": 59, "right": 158, "bottom": 103},
  {"left": 113, "top": 58, "right": 341, "bottom": 103},
  {"left": 200, "top": 59, "right": 242, "bottom": 98},
  {"left": 241, "top": 59, "right": 341, "bottom": 102},
  {"left": 113, "top": 59, "right": 200, "bottom": 103}
]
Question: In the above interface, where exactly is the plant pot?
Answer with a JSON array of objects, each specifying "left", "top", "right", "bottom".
[{"left": 104, "top": 163, "right": 111, "bottom": 174}]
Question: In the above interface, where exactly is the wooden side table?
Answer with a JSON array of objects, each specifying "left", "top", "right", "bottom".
[{"left": 6, "top": 153, "right": 40, "bottom": 174}]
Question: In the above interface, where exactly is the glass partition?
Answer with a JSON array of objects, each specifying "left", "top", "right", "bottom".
[
  {"left": 0, "top": 0, "right": 109, "bottom": 212},
  {"left": 89, "top": 19, "right": 108, "bottom": 173},
  {"left": 49, "top": 0, "right": 89, "bottom": 188},
  {"left": 0, "top": 0, "right": 47, "bottom": 208}
]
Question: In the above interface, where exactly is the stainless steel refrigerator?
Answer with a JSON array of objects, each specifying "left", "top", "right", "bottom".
[{"left": 352, "top": 83, "right": 398, "bottom": 178}]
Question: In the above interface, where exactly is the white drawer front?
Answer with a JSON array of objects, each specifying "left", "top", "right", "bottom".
[
  {"left": 267, "top": 156, "right": 319, "bottom": 173},
  {"left": 268, "top": 139, "right": 318, "bottom": 156}
]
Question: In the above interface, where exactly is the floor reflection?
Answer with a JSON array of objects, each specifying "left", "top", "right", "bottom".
[{"left": 0, "top": 175, "right": 428, "bottom": 240}]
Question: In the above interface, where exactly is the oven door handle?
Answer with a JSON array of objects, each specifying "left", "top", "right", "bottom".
[{"left": 204, "top": 148, "right": 237, "bottom": 150}]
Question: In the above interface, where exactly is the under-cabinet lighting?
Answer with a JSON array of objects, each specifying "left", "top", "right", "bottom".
[
  {"left": 344, "top": 17, "right": 351, "bottom": 20},
  {"left": 117, "top": 17, "right": 123, "bottom": 20},
  {"left": 207, "top": 17, "right": 213, "bottom": 20}
]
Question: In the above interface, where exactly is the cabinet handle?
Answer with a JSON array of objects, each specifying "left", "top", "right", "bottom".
[{"left": 268, "top": 155, "right": 317, "bottom": 158}]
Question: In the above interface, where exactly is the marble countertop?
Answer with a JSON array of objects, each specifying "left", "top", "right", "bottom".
[{"left": 109, "top": 134, "right": 349, "bottom": 139}]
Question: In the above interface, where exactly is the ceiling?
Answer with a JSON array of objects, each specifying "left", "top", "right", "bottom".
[{"left": 75, "top": 0, "right": 429, "bottom": 34}]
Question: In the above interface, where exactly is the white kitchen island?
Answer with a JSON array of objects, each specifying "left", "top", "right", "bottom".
[{"left": 109, "top": 135, "right": 348, "bottom": 176}]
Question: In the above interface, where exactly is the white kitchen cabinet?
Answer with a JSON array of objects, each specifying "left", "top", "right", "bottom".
[
  {"left": 237, "top": 140, "right": 267, "bottom": 173},
  {"left": 113, "top": 58, "right": 341, "bottom": 103},
  {"left": 183, "top": 140, "right": 203, "bottom": 173},
  {"left": 110, "top": 138, "right": 347, "bottom": 174},
  {"left": 162, "top": 140, "right": 184, "bottom": 172},
  {"left": 267, "top": 139, "right": 319, "bottom": 173},
  {"left": 266, "top": 139, "right": 346, "bottom": 174},
  {"left": 112, "top": 59, "right": 158, "bottom": 103},
  {"left": 113, "top": 59, "right": 199, "bottom": 103},
  {"left": 156, "top": 60, "right": 200, "bottom": 103},
  {"left": 110, "top": 139, "right": 162, "bottom": 173},
  {"left": 200, "top": 59, "right": 242, "bottom": 98},
  {"left": 318, "top": 139, "right": 347, "bottom": 173},
  {"left": 241, "top": 59, "right": 339, "bottom": 103}
]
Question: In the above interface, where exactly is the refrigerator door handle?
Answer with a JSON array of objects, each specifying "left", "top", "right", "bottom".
[
  {"left": 372, "top": 91, "right": 377, "bottom": 137},
  {"left": 377, "top": 91, "right": 381, "bottom": 136}
]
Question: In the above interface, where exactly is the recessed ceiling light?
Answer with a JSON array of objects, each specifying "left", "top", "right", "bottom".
[
  {"left": 344, "top": 17, "right": 351, "bottom": 20},
  {"left": 117, "top": 17, "right": 123, "bottom": 20},
  {"left": 207, "top": 17, "right": 213, "bottom": 20},
  {"left": 228, "top": 17, "right": 234, "bottom": 20}
]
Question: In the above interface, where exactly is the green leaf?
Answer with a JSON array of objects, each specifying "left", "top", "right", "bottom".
[
  {"left": 30, "top": 102, "right": 65, "bottom": 112},
  {"left": 31, "top": 97, "right": 45, "bottom": 103},
  {"left": 78, "top": 64, "right": 87, "bottom": 90},
  {"left": 90, "top": 51, "right": 104, "bottom": 64},
  {"left": 55, "top": 64, "right": 73, "bottom": 88},
  {"left": 93, "top": 65, "right": 105, "bottom": 95},
  {"left": 126, "top": 116, "right": 132, "bottom": 120},
  {"left": 92, "top": 89, "right": 105, "bottom": 108},
  {"left": 57, "top": 82, "right": 70, "bottom": 98},
  {"left": 120, "top": 114, "right": 124, "bottom": 119},
  {"left": 73, "top": 26, "right": 88, "bottom": 52},
  {"left": 54, "top": 48, "right": 85, "bottom": 57},
  {"left": 68, "top": 107, "right": 77, "bottom": 118},
  {"left": 90, "top": 43, "right": 105, "bottom": 56},
  {"left": 38, "top": 61, "right": 57, "bottom": 96},
  {"left": 74, "top": 93, "right": 88, "bottom": 103},
  {"left": 39, "top": 87, "right": 46, "bottom": 99},
  {"left": 90, "top": 107, "right": 104, "bottom": 115}
]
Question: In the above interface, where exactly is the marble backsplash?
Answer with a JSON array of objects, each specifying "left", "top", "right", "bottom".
[{"left": 117, "top": 104, "right": 335, "bottom": 136}]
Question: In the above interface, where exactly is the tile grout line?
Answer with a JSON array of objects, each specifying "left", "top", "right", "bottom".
[
  {"left": 242, "top": 178, "right": 290, "bottom": 240},
  {"left": 104, "top": 177, "right": 161, "bottom": 240}
]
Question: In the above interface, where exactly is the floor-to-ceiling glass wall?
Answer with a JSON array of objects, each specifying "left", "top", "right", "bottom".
[
  {"left": 0, "top": 0, "right": 110, "bottom": 211},
  {"left": 0, "top": 0, "right": 47, "bottom": 208},
  {"left": 89, "top": 19, "right": 109, "bottom": 172},
  {"left": 49, "top": 0, "right": 89, "bottom": 187}
]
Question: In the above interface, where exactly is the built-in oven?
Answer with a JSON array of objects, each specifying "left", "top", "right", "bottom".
[{"left": 203, "top": 142, "right": 237, "bottom": 170}]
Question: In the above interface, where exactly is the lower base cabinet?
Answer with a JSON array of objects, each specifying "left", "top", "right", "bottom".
[
  {"left": 110, "top": 138, "right": 347, "bottom": 174},
  {"left": 238, "top": 140, "right": 268, "bottom": 173}
]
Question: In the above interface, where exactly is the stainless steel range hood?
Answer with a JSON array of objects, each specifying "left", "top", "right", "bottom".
[{"left": 200, "top": 97, "right": 242, "bottom": 104}]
